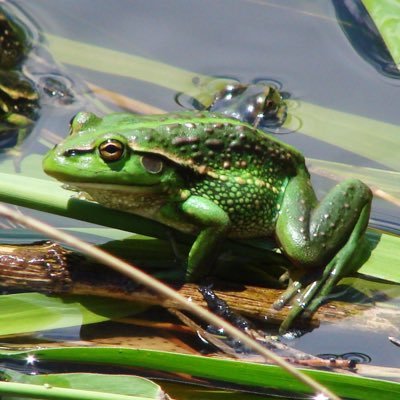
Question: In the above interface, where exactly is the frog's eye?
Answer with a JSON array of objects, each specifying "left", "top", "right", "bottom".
[
  {"left": 99, "top": 139, "right": 125, "bottom": 162},
  {"left": 140, "top": 155, "right": 163, "bottom": 174}
]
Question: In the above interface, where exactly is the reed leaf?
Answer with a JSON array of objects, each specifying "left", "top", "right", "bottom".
[
  {"left": 0, "top": 293, "right": 145, "bottom": 336},
  {"left": 362, "top": 0, "right": 400, "bottom": 66},
  {"left": 1, "top": 347, "right": 399, "bottom": 400}
]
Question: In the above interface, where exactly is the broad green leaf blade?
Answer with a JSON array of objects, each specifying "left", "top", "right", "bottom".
[
  {"left": 360, "top": 230, "right": 400, "bottom": 282},
  {"left": 4, "top": 370, "right": 164, "bottom": 399},
  {"left": 0, "top": 381, "right": 149, "bottom": 400},
  {"left": 0, "top": 293, "right": 144, "bottom": 336},
  {"left": 285, "top": 100, "right": 400, "bottom": 171},
  {"left": 308, "top": 158, "right": 400, "bottom": 198},
  {"left": 362, "top": 0, "right": 400, "bottom": 67},
  {"left": 1, "top": 347, "right": 399, "bottom": 400},
  {"left": 340, "top": 276, "right": 400, "bottom": 299},
  {"left": 46, "top": 34, "right": 207, "bottom": 95},
  {"left": 0, "top": 171, "right": 170, "bottom": 241}
]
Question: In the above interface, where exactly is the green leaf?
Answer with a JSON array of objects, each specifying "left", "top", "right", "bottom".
[
  {"left": 0, "top": 171, "right": 170, "bottom": 241},
  {"left": 308, "top": 158, "right": 400, "bottom": 198},
  {"left": 2, "top": 370, "right": 164, "bottom": 400},
  {"left": 0, "top": 380, "right": 151, "bottom": 400},
  {"left": 285, "top": 100, "right": 400, "bottom": 171},
  {"left": 0, "top": 293, "right": 145, "bottom": 336},
  {"left": 359, "top": 230, "right": 400, "bottom": 282},
  {"left": 362, "top": 0, "right": 400, "bottom": 67},
  {"left": 340, "top": 276, "right": 400, "bottom": 299},
  {"left": 46, "top": 34, "right": 207, "bottom": 95},
  {"left": 1, "top": 347, "right": 399, "bottom": 400}
]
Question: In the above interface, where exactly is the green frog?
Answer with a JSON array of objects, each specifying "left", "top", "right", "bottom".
[{"left": 43, "top": 111, "right": 372, "bottom": 330}]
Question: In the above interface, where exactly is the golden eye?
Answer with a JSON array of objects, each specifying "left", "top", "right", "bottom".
[
  {"left": 140, "top": 155, "right": 163, "bottom": 174},
  {"left": 99, "top": 139, "right": 124, "bottom": 162}
]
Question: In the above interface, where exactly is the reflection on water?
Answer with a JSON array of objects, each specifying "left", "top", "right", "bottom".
[{"left": 176, "top": 78, "right": 291, "bottom": 131}]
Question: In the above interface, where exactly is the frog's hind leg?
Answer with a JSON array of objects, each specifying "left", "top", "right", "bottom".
[{"left": 275, "top": 171, "right": 372, "bottom": 332}]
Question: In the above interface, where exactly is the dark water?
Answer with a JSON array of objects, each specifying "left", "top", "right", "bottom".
[{"left": 1, "top": 0, "right": 400, "bottom": 389}]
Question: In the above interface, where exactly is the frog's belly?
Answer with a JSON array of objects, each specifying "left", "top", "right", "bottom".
[
  {"left": 77, "top": 185, "right": 200, "bottom": 235},
  {"left": 227, "top": 222, "right": 275, "bottom": 239},
  {"left": 75, "top": 184, "right": 277, "bottom": 239}
]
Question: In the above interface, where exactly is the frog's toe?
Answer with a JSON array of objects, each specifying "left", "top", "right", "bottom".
[
  {"left": 273, "top": 281, "right": 302, "bottom": 310},
  {"left": 278, "top": 279, "right": 325, "bottom": 332},
  {"left": 278, "top": 301, "right": 309, "bottom": 334},
  {"left": 305, "top": 294, "right": 327, "bottom": 317}
]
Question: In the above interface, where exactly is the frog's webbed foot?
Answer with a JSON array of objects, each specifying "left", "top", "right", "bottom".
[
  {"left": 275, "top": 263, "right": 338, "bottom": 334},
  {"left": 276, "top": 210, "right": 371, "bottom": 334},
  {"left": 274, "top": 175, "right": 372, "bottom": 333}
]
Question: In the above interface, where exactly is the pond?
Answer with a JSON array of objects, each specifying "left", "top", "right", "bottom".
[{"left": 0, "top": 0, "right": 399, "bottom": 398}]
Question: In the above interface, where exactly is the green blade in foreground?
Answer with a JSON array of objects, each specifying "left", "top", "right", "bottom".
[
  {"left": 1, "top": 347, "right": 399, "bottom": 400},
  {"left": 0, "top": 172, "right": 169, "bottom": 241}
]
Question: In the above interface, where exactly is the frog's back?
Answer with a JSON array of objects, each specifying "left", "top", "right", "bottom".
[
  {"left": 112, "top": 111, "right": 304, "bottom": 173},
  {"left": 113, "top": 111, "right": 305, "bottom": 237}
]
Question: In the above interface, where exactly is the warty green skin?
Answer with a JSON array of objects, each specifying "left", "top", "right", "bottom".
[
  {"left": 43, "top": 111, "right": 372, "bottom": 329},
  {"left": 43, "top": 111, "right": 304, "bottom": 240}
]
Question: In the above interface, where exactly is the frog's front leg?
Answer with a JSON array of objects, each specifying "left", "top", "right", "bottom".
[
  {"left": 162, "top": 195, "right": 230, "bottom": 282},
  {"left": 275, "top": 169, "right": 372, "bottom": 331}
]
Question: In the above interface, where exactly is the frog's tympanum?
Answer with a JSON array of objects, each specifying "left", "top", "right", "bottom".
[{"left": 43, "top": 111, "right": 372, "bottom": 330}]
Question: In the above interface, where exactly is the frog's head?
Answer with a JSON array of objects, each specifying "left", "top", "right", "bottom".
[{"left": 43, "top": 112, "right": 184, "bottom": 198}]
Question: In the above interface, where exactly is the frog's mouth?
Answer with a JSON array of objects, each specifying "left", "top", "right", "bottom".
[
  {"left": 63, "top": 181, "right": 164, "bottom": 194},
  {"left": 62, "top": 181, "right": 170, "bottom": 213}
]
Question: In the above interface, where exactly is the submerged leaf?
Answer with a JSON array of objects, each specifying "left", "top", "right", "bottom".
[
  {"left": 3, "top": 369, "right": 166, "bottom": 399},
  {"left": 47, "top": 34, "right": 206, "bottom": 96},
  {"left": 0, "top": 293, "right": 145, "bottom": 336},
  {"left": 308, "top": 158, "right": 400, "bottom": 199},
  {"left": 359, "top": 230, "right": 400, "bottom": 283},
  {"left": 285, "top": 100, "right": 399, "bottom": 171}
]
